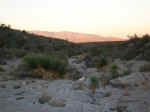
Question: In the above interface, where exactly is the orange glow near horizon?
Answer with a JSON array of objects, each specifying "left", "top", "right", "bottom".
[{"left": 0, "top": 0, "right": 150, "bottom": 38}]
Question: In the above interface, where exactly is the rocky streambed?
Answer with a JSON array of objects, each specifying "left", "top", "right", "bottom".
[
  {"left": 0, "top": 78, "right": 150, "bottom": 112},
  {"left": 0, "top": 57, "right": 150, "bottom": 112}
]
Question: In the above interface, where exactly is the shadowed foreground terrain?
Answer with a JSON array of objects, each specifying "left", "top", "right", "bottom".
[{"left": 0, "top": 24, "right": 150, "bottom": 112}]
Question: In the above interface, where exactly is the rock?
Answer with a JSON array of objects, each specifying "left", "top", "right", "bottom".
[
  {"left": 67, "top": 58, "right": 87, "bottom": 80},
  {"left": 104, "top": 91, "right": 112, "bottom": 97},
  {"left": 117, "top": 90, "right": 150, "bottom": 112},
  {"left": 0, "top": 84, "right": 6, "bottom": 88},
  {"left": 21, "top": 81, "right": 27, "bottom": 86},
  {"left": 14, "top": 91, "right": 25, "bottom": 95},
  {"left": 72, "top": 77, "right": 89, "bottom": 90},
  {"left": 0, "top": 60, "right": 6, "bottom": 65},
  {"left": 126, "top": 60, "right": 149, "bottom": 72},
  {"left": 14, "top": 71, "right": 31, "bottom": 78},
  {"left": 110, "top": 79, "right": 126, "bottom": 88},
  {"left": 48, "top": 98, "right": 66, "bottom": 107},
  {"left": 113, "top": 59, "right": 129, "bottom": 75},
  {"left": 16, "top": 97, "right": 24, "bottom": 100},
  {"left": 86, "top": 68, "right": 98, "bottom": 74},
  {"left": 13, "top": 85, "right": 21, "bottom": 89},
  {"left": 38, "top": 92, "right": 52, "bottom": 104},
  {"left": 0, "top": 75, "right": 15, "bottom": 81},
  {"left": 67, "top": 70, "right": 83, "bottom": 80},
  {"left": 110, "top": 72, "right": 150, "bottom": 88}
]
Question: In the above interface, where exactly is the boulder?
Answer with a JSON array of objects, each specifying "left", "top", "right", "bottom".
[
  {"left": 48, "top": 98, "right": 66, "bottom": 107},
  {"left": 126, "top": 60, "right": 149, "bottom": 72},
  {"left": 113, "top": 59, "right": 129, "bottom": 75},
  {"left": 110, "top": 72, "right": 150, "bottom": 88},
  {"left": 67, "top": 58, "right": 87, "bottom": 80},
  {"left": 38, "top": 92, "right": 52, "bottom": 104}
]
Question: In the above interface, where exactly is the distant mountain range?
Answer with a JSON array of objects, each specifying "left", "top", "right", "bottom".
[{"left": 31, "top": 31, "right": 126, "bottom": 43}]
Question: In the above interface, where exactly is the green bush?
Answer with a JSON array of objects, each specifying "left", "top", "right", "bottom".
[{"left": 23, "top": 54, "right": 68, "bottom": 77}]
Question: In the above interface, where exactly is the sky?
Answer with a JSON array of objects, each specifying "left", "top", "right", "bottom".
[{"left": 0, "top": 0, "right": 150, "bottom": 38}]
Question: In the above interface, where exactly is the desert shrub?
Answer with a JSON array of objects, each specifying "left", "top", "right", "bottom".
[
  {"left": 124, "top": 34, "right": 150, "bottom": 60},
  {"left": 32, "top": 66, "right": 60, "bottom": 79},
  {"left": 0, "top": 66, "right": 5, "bottom": 72},
  {"left": 90, "top": 47, "right": 102, "bottom": 56},
  {"left": 12, "top": 49, "right": 27, "bottom": 57},
  {"left": 89, "top": 76, "right": 99, "bottom": 93},
  {"left": 120, "top": 71, "right": 130, "bottom": 77},
  {"left": 0, "top": 24, "right": 11, "bottom": 30},
  {"left": 110, "top": 64, "right": 119, "bottom": 79},
  {"left": 110, "top": 64, "right": 118, "bottom": 73},
  {"left": 23, "top": 54, "right": 68, "bottom": 78},
  {"left": 94, "top": 57, "right": 108, "bottom": 69},
  {"left": 140, "top": 64, "right": 150, "bottom": 72},
  {"left": 104, "top": 91, "right": 112, "bottom": 97}
]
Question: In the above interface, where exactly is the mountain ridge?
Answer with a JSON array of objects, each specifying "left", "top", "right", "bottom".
[{"left": 31, "top": 31, "right": 126, "bottom": 43}]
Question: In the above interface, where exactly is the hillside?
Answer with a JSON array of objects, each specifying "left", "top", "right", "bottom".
[
  {"left": 0, "top": 24, "right": 150, "bottom": 62},
  {"left": 31, "top": 31, "right": 126, "bottom": 43}
]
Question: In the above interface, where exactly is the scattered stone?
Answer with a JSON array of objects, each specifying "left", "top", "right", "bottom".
[
  {"left": 104, "top": 91, "right": 112, "bottom": 97},
  {"left": 15, "top": 91, "right": 25, "bottom": 95},
  {"left": 116, "top": 105, "right": 128, "bottom": 112},
  {"left": 48, "top": 98, "right": 66, "bottom": 107},
  {"left": 21, "top": 81, "right": 27, "bottom": 86},
  {"left": 16, "top": 97, "right": 24, "bottom": 100},
  {"left": 0, "top": 60, "right": 6, "bottom": 65},
  {"left": 72, "top": 77, "right": 87, "bottom": 90},
  {"left": 0, "top": 84, "right": 6, "bottom": 88},
  {"left": 110, "top": 72, "right": 150, "bottom": 88},
  {"left": 67, "top": 58, "right": 87, "bottom": 80},
  {"left": 13, "top": 85, "right": 21, "bottom": 89},
  {"left": 38, "top": 93, "right": 52, "bottom": 104},
  {"left": 110, "top": 79, "right": 126, "bottom": 88},
  {"left": 31, "top": 80, "right": 36, "bottom": 83},
  {"left": 123, "top": 88, "right": 130, "bottom": 96}
]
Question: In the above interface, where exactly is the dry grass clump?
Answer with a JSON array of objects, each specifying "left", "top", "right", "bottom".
[{"left": 32, "top": 66, "right": 60, "bottom": 79}]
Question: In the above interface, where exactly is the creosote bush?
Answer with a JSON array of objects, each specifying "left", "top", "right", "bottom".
[{"left": 23, "top": 54, "right": 68, "bottom": 78}]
